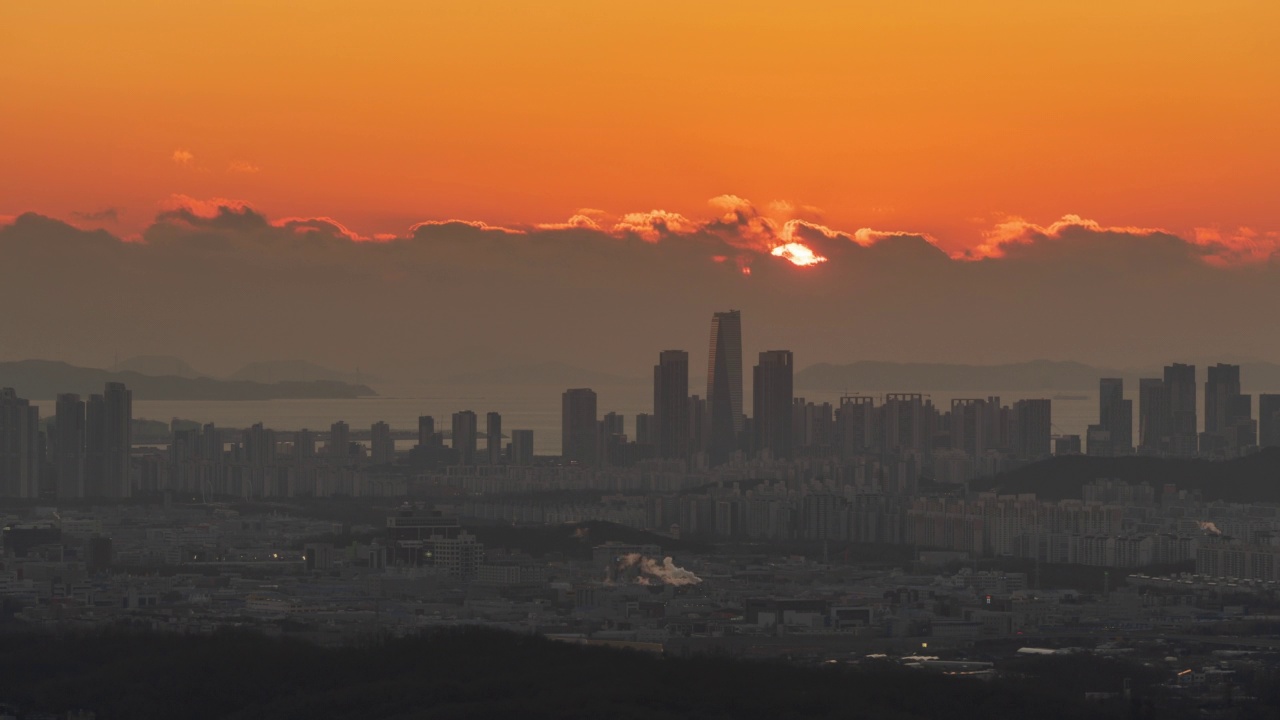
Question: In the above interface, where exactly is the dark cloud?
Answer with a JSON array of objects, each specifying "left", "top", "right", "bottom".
[{"left": 3, "top": 199, "right": 1279, "bottom": 378}]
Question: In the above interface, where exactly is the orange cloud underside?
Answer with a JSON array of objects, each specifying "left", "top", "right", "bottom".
[{"left": 1, "top": 1, "right": 1277, "bottom": 252}]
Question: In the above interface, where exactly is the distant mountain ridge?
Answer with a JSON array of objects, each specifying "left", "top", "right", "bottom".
[
  {"left": 446, "top": 361, "right": 643, "bottom": 386},
  {"left": 0, "top": 360, "right": 376, "bottom": 400},
  {"left": 111, "top": 355, "right": 207, "bottom": 378},
  {"left": 228, "top": 359, "right": 376, "bottom": 384}
]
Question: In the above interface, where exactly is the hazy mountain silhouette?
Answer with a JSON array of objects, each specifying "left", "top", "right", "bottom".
[
  {"left": 0, "top": 360, "right": 376, "bottom": 400},
  {"left": 111, "top": 355, "right": 206, "bottom": 378},
  {"left": 228, "top": 360, "right": 377, "bottom": 384},
  {"left": 446, "top": 361, "right": 643, "bottom": 386}
]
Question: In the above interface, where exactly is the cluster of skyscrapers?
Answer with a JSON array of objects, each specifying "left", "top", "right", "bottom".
[
  {"left": 0, "top": 383, "right": 132, "bottom": 499},
  {"left": 1085, "top": 363, "right": 1278, "bottom": 457},
  {"left": 559, "top": 311, "right": 1055, "bottom": 477},
  {"left": 425, "top": 411, "right": 535, "bottom": 468}
]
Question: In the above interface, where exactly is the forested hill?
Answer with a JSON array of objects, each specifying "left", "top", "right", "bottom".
[
  {"left": 972, "top": 448, "right": 1280, "bottom": 502},
  {"left": 0, "top": 628, "right": 1149, "bottom": 720}
]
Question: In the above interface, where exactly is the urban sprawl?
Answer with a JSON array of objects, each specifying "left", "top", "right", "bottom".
[{"left": 2, "top": 311, "right": 1280, "bottom": 709}]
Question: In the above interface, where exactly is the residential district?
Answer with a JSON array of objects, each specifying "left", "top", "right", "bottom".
[{"left": 3, "top": 312, "right": 1280, "bottom": 714}]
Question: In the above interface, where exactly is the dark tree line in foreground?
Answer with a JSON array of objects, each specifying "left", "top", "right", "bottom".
[{"left": 0, "top": 627, "right": 1202, "bottom": 720}]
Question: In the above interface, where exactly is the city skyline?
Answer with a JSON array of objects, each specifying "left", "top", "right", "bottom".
[
  {"left": 12, "top": 309, "right": 1280, "bottom": 499},
  {"left": 6, "top": 1, "right": 1280, "bottom": 713}
]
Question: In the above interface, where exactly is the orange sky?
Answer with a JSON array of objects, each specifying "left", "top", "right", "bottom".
[{"left": 2, "top": 0, "right": 1276, "bottom": 253}]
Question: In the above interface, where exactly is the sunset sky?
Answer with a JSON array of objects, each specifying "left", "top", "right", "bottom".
[
  {"left": 3, "top": 2, "right": 1280, "bottom": 377},
  {"left": 3, "top": 0, "right": 1277, "bottom": 255}
]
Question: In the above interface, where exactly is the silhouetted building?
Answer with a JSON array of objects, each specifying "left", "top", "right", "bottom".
[
  {"left": 486, "top": 411, "right": 503, "bottom": 464},
  {"left": 0, "top": 388, "right": 40, "bottom": 498},
  {"left": 706, "top": 310, "right": 743, "bottom": 465},
  {"left": 1226, "top": 393, "right": 1256, "bottom": 450},
  {"left": 242, "top": 422, "right": 276, "bottom": 467},
  {"left": 452, "top": 411, "right": 478, "bottom": 465},
  {"left": 55, "top": 393, "right": 85, "bottom": 499},
  {"left": 1261, "top": 394, "right": 1280, "bottom": 448},
  {"left": 510, "top": 429, "right": 534, "bottom": 466},
  {"left": 1137, "top": 378, "right": 1169, "bottom": 454},
  {"left": 634, "top": 413, "right": 655, "bottom": 446},
  {"left": 836, "top": 396, "right": 876, "bottom": 457},
  {"left": 102, "top": 382, "right": 132, "bottom": 497},
  {"left": 654, "top": 350, "right": 690, "bottom": 460},
  {"left": 601, "top": 412, "right": 623, "bottom": 439},
  {"left": 884, "top": 393, "right": 927, "bottom": 454},
  {"left": 328, "top": 421, "right": 350, "bottom": 462},
  {"left": 753, "top": 350, "right": 794, "bottom": 461},
  {"left": 1086, "top": 424, "right": 1111, "bottom": 457},
  {"left": 418, "top": 415, "right": 438, "bottom": 448},
  {"left": 561, "top": 388, "right": 598, "bottom": 465},
  {"left": 294, "top": 428, "right": 316, "bottom": 461},
  {"left": 689, "top": 395, "right": 708, "bottom": 458},
  {"left": 950, "top": 398, "right": 987, "bottom": 458},
  {"left": 371, "top": 421, "right": 394, "bottom": 464},
  {"left": 1098, "top": 378, "right": 1132, "bottom": 454},
  {"left": 1011, "top": 399, "right": 1052, "bottom": 459},
  {"left": 1164, "top": 363, "right": 1197, "bottom": 456},
  {"left": 1205, "top": 364, "right": 1241, "bottom": 433}
]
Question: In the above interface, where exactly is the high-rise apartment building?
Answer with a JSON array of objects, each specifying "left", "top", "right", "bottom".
[
  {"left": 836, "top": 396, "right": 876, "bottom": 457},
  {"left": 883, "top": 393, "right": 926, "bottom": 455},
  {"left": 634, "top": 413, "right": 655, "bottom": 446},
  {"left": 1164, "top": 363, "right": 1197, "bottom": 456},
  {"left": 561, "top": 389, "right": 598, "bottom": 465},
  {"left": 688, "top": 395, "right": 708, "bottom": 458},
  {"left": 1011, "top": 399, "right": 1052, "bottom": 459},
  {"left": 951, "top": 398, "right": 988, "bottom": 458},
  {"left": 654, "top": 350, "right": 690, "bottom": 460},
  {"left": 1137, "top": 378, "right": 1169, "bottom": 454},
  {"left": 1097, "top": 378, "right": 1132, "bottom": 454},
  {"left": 418, "top": 415, "right": 437, "bottom": 448},
  {"left": 242, "top": 422, "right": 276, "bottom": 466},
  {"left": 0, "top": 388, "right": 40, "bottom": 498},
  {"left": 55, "top": 393, "right": 85, "bottom": 499},
  {"left": 329, "top": 421, "right": 350, "bottom": 463},
  {"left": 1260, "top": 394, "right": 1280, "bottom": 448},
  {"left": 102, "top": 382, "right": 132, "bottom": 498},
  {"left": 601, "top": 412, "right": 624, "bottom": 439},
  {"left": 371, "top": 421, "right": 394, "bottom": 464},
  {"left": 753, "top": 350, "right": 794, "bottom": 461},
  {"left": 452, "top": 411, "right": 477, "bottom": 465},
  {"left": 84, "top": 394, "right": 106, "bottom": 496},
  {"left": 486, "top": 412, "right": 503, "bottom": 464},
  {"left": 510, "top": 429, "right": 534, "bottom": 466},
  {"left": 1226, "top": 394, "right": 1256, "bottom": 449},
  {"left": 706, "top": 310, "right": 743, "bottom": 465},
  {"left": 294, "top": 428, "right": 316, "bottom": 461},
  {"left": 1205, "top": 364, "right": 1242, "bottom": 437}
]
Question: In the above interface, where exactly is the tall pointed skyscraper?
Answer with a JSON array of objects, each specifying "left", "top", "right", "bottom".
[{"left": 706, "top": 310, "right": 743, "bottom": 466}]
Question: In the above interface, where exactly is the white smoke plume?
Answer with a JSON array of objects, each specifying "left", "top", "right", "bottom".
[
  {"left": 615, "top": 553, "right": 703, "bottom": 586},
  {"left": 1198, "top": 521, "right": 1223, "bottom": 536}
]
